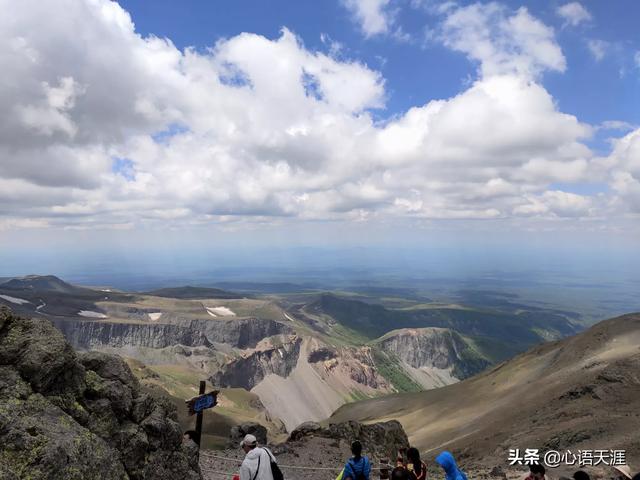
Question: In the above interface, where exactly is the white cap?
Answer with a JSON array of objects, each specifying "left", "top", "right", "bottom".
[
  {"left": 240, "top": 434, "right": 258, "bottom": 448},
  {"left": 613, "top": 466, "right": 632, "bottom": 480}
]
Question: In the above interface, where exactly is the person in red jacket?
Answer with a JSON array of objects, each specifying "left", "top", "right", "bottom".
[{"left": 396, "top": 447, "right": 428, "bottom": 480}]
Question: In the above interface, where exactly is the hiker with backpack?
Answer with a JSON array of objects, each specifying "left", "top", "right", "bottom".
[
  {"left": 239, "top": 434, "right": 284, "bottom": 480},
  {"left": 340, "top": 440, "right": 371, "bottom": 480}
]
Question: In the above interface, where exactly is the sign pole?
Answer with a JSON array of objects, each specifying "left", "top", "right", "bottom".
[{"left": 195, "top": 380, "right": 205, "bottom": 448}]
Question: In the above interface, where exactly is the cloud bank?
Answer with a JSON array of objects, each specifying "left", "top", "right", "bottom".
[{"left": 0, "top": 0, "right": 637, "bottom": 233}]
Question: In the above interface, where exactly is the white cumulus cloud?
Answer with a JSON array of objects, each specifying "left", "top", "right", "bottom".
[
  {"left": 0, "top": 0, "right": 632, "bottom": 232},
  {"left": 557, "top": 2, "right": 592, "bottom": 27},
  {"left": 440, "top": 3, "right": 566, "bottom": 78},
  {"left": 341, "top": 0, "right": 393, "bottom": 37}
]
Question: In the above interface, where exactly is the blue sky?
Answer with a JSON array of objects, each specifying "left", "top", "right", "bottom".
[
  {"left": 119, "top": 0, "right": 640, "bottom": 130},
  {"left": 1, "top": 0, "right": 640, "bottom": 273}
]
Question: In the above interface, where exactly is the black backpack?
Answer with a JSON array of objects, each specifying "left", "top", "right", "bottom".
[{"left": 259, "top": 448, "right": 283, "bottom": 480}]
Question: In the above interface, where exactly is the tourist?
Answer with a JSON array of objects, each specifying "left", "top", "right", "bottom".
[
  {"left": 435, "top": 451, "right": 467, "bottom": 480},
  {"left": 391, "top": 466, "right": 410, "bottom": 480},
  {"left": 182, "top": 430, "right": 198, "bottom": 444},
  {"left": 573, "top": 470, "right": 590, "bottom": 480},
  {"left": 239, "top": 434, "right": 278, "bottom": 480},
  {"left": 343, "top": 440, "right": 371, "bottom": 480},
  {"left": 613, "top": 465, "right": 633, "bottom": 480},
  {"left": 397, "top": 447, "right": 428, "bottom": 480},
  {"left": 523, "top": 464, "right": 547, "bottom": 480}
]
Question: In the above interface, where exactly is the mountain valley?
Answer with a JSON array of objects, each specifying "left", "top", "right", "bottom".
[{"left": 0, "top": 275, "right": 585, "bottom": 446}]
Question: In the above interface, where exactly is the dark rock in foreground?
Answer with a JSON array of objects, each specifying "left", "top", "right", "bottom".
[
  {"left": 228, "top": 421, "right": 268, "bottom": 447},
  {"left": 0, "top": 307, "right": 201, "bottom": 480}
]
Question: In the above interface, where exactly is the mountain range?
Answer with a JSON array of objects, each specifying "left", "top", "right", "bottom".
[{"left": 0, "top": 275, "right": 584, "bottom": 447}]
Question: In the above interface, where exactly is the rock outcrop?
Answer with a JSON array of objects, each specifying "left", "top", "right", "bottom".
[
  {"left": 211, "top": 336, "right": 302, "bottom": 390},
  {"left": 0, "top": 308, "right": 201, "bottom": 480},
  {"left": 377, "top": 327, "right": 491, "bottom": 380},
  {"left": 287, "top": 419, "right": 410, "bottom": 461},
  {"left": 228, "top": 422, "right": 268, "bottom": 447},
  {"left": 52, "top": 316, "right": 292, "bottom": 351}
]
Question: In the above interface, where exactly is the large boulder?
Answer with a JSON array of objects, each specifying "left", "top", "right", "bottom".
[
  {"left": 288, "top": 419, "right": 409, "bottom": 460},
  {"left": 0, "top": 307, "right": 201, "bottom": 480},
  {"left": 228, "top": 422, "right": 268, "bottom": 447},
  {"left": 288, "top": 421, "right": 323, "bottom": 441},
  {"left": 325, "top": 420, "right": 410, "bottom": 460}
]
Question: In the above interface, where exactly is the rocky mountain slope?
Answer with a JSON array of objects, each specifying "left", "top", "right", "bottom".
[
  {"left": 330, "top": 313, "right": 640, "bottom": 477},
  {"left": 0, "top": 275, "right": 584, "bottom": 440},
  {"left": 249, "top": 337, "right": 395, "bottom": 430},
  {"left": 51, "top": 315, "right": 291, "bottom": 351},
  {"left": 375, "top": 327, "right": 491, "bottom": 387},
  {"left": 0, "top": 308, "right": 201, "bottom": 480},
  {"left": 0, "top": 274, "right": 88, "bottom": 294}
]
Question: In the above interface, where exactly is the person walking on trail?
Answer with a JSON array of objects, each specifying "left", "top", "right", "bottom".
[
  {"left": 523, "top": 464, "right": 546, "bottom": 480},
  {"left": 342, "top": 440, "right": 371, "bottom": 480},
  {"left": 572, "top": 470, "right": 590, "bottom": 480},
  {"left": 395, "top": 447, "right": 428, "bottom": 480},
  {"left": 613, "top": 465, "right": 633, "bottom": 480},
  {"left": 391, "top": 467, "right": 410, "bottom": 480},
  {"left": 435, "top": 451, "right": 467, "bottom": 480},
  {"left": 239, "top": 434, "right": 277, "bottom": 480}
]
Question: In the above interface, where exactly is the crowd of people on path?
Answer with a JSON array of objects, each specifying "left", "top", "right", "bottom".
[
  {"left": 207, "top": 433, "right": 639, "bottom": 480},
  {"left": 231, "top": 434, "right": 469, "bottom": 480}
]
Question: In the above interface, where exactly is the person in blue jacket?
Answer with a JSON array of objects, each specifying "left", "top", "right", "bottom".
[
  {"left": 343, "top": 440, "right": 371, "bottom": 480},
  {"left": 435, "top": 451, "right": 467, "bottom": 480}
]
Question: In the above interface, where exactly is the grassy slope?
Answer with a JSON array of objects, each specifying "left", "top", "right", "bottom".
[
  {"left": 328, "top": 313, "right": 640, "bottom": 473},
  {"left": 125, "top": 359, "right": 286, "bottom": 449},
  {"left": 371, "top": 349, "right": 424, "bottom": 393}
]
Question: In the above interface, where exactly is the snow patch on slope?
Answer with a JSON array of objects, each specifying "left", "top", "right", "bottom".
[
  {"left": 78, "top": 310, "right": 108, "bottom": 319},
  {"left": 206, "top": 306, "right": 235, "bottom": 317},
  {"left": 0, "top": 294, "right": 31, "bottom": 305}
]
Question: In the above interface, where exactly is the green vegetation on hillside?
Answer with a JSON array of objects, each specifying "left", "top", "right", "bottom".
[
  {"left": 145, "top": 286, "right": 244, "bottom": 299},
  {"left": 372, "top": 349, "right": 423, "bottom": 393},
  {"left": 311, "top": 293, "right": 579, "bottom": 349},
  {"left": 451, "top": 341, "right": 492, "bottom": 379}
]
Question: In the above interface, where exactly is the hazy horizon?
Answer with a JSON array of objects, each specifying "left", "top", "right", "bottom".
[
  {"left": 2, "top": 0, "right": 640, "bottom": 251},
  {"left": 2, "top": 0, "right": 639, "bottom": 322}
]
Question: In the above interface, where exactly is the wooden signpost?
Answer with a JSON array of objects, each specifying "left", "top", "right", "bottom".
[{"left": 185, "top": 381, "right": 219, "bottom": 447}]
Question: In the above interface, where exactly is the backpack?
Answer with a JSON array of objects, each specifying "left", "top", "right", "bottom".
[{"left": 263, "top": 448, "right": 284, "bottom": 480}]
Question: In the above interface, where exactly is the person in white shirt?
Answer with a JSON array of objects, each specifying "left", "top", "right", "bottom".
[{"left": 239, "top": 434, "right": 276, "bottom": 480}]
